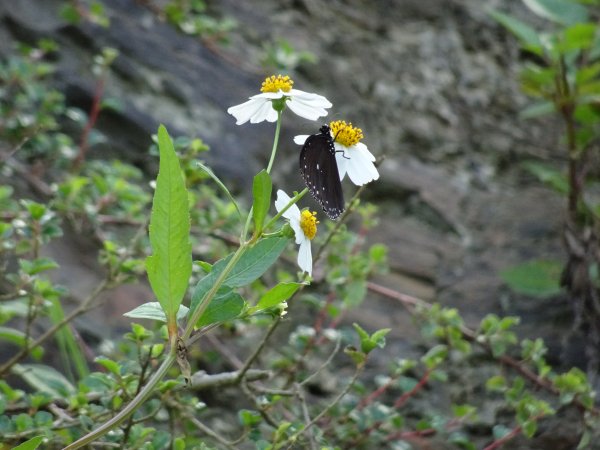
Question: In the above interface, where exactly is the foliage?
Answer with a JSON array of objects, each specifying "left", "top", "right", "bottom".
[
  {"left": 0, "top": 2, "right": 599, "bottom": 450},
  {"left": 493, "top": 0, "right": 600, "bottom": 376}
]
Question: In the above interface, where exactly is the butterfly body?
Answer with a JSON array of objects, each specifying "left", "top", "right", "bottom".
[{"left": 299, "top": 125, "right": 345, "bottom": 220}]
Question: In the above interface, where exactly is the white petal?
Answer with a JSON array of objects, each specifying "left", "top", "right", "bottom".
[
  {"left": 288, "top": 97, "right": 329, "bottom": 121},
  {"left": 294, "top": 135, "right": 309, "bottom": 145},
  {"left": 250, "top": 91, "right": 285, "bottom": 100},
  {"left": 250, "top": 100, "right": 278, "bottom": 123},
  {"left": 297, "top": 238, "right": 313, "bottom": 276},
  {"left": 334, "top": 146, "right": 350, "bottom": 180},
  {"left": 345, "top": 145, "right": 380, "bottom": 186},
  {"left": 288, "top": 89, "right": 332, "bottom": 108},
  {"left": 354, "top": 142, "right": 376, "bottom": 161},
  {"left": 275, "top": 190, "right": 301, "bottom": 222},
  {"left": 227, "top": 97, "right": 268, "bottom": 125}
]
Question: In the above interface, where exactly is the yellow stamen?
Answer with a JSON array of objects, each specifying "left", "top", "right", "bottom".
[
  {"left": 260, "top": 74, "right": 294, "bottom": 93},
  {"left": 300, "top": 210, "right": 318, "bottom": 240},
  {"left": 329, "top": 120, "right": 364, "bottom": 147}
]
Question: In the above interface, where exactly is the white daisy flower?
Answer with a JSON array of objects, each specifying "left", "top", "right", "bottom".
[
  {"left": 294, "top": 120, "right": 379, "bottom": 186},
  {"left": 227, "top": 75, "right": 332, "bottom": 125},
  {"left": 275, "top": 189, "right": 319, "bottom": 276}
]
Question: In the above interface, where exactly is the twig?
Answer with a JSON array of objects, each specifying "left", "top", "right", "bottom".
[
  {"left": 187, "top": 369, "right": 271, "bottom": 390},
  {"left": 393, "top": 369, "right": 431, "bottom": 408},
  {"left": 74, "top": 74, "right": 105, "bottom": 170},
  {"left": 299, "top": 336, "right": 342, "bottom": 387},
  {"left": 366, "top": 281, "right": 600, "bottom": 415},
  {"left": 236, "top": 316, "right": 281, "bottom": 382},
  {"left": 482, "top": 414, "right": 546, "bottom": 450},
  {"left": 0, "top": 222, "right": 148, "bottom": 376},
  {"left": 164, "top": 397, "right": 239, "bottom": 450},
  {"left": 0, "top": 278, "right": 109, "bottom": 376},
  {"left": 296, "top": 383, "right": 317, "bottom": 450},
  {"left": 274, "top": 366, "right": 363, "bottom": 450}
]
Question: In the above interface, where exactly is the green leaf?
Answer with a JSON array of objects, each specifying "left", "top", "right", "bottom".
[
  {"left": 489, "top": 10, "right": 542, "bottom": 54},
  {"left": 253, "top": 282, "right": 302, "bottom": 312},
  {"left": 59, "top": 4, "right": 82, "bottom": 24},
  {"left": 578, "top": 430, "right": 592, "bottom": 449},
  {"left": 13, "top": 436, "right": 45, "bottom": 450},
  {"left": 0, "top": 327, "right": 43, "bottom": 359},
  {"left": 560, "top": 23, "right": 596, "bottom": 52},
  {"left": 522, "top": 0, "right": 589, "bottom": 25},
  {"left": 94, "top": 357, "right": 120, "bottom": 376},
  {"left": 18, "top": 257, "right": 59, "bottom": 275},
  {"left": 500, "top": 259, "right": 562, "bottom": 297},
  {"left": 196, "top": 161, "right": 242, "bottom": 222},
  {"left": 522, "top": 419, "right": 538, "bottom": 438},
  {"left": 421, "top": 344, "right": 448, "bottom": 369},
  {"left": 352, "top": 323, "right": 370, "bottom": 343},
  {"left": 146, "top": 125, "right": 192, "bottom": 325},
  {"left": 190, "top": 237, "right": 289, "bottom": 313},
  {"left": 197, "top": 288, "right": 245, "bottom": 327},
  {"left": 124, "top": 302, "right": 189, "bottom": 323},
  {"left": 352, "top": 324, "right": 390, "bottom": 354},
  {"left": 519, "top": 101, "right": 555, "bottom": 119},
  {"left": 47, "top": 297, "right": 89, "bottom": 380},
  {"left": 222, "top": 237, "right": 289, "bottom": 287},
  {"left": 492, "top": 424, "right": 512, "bottom": 440},
  {"left": 486, "top": 375, "right": 507, "bottom": 391},
  {"left": 521, "top": 162, "right": 568, "bottom": 194},
  {"left": 12, "top": 364, "right": 76, "bottom": 397},
  {"left": 238, "top": 409, "right": 262, "bottom": 426},
  {"left": 252, "top": 170, "right": 272, "bottom": 235},
  {"left": 371, "top": 328, "right": 391, "bottom": 347}
]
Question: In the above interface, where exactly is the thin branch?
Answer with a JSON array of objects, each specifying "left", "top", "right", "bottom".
[
  {"left": 299, "top": 336, "right": 342, "bottom": 387},
  {"left": 236, "top": 316, "right": 281, "bottom": 382},
  {"left": 366, "top": 281, "right": 600, "bottom": 416},
  {"left": 0, "top": 278, "right": 109, "bottom": 376},
  {"left": 296, "top": 383, "right": 317, "bottom": 450},
  {"left": 274, "top": 366, "right": 363, "bottom": 450}
]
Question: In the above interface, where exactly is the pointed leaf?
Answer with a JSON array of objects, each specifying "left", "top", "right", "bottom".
[
  {"left": 146, "top": 125, "right": 192, "bottom": 323},
  {"left": 13, "top": 436, "right": 45, "bottom": 450},
  {"left": 12, "top": 364, "right": 76, "bottom": 397},
  {"left": 0, "top": 327, "right": 43, "bottom": 359},
  {"left": 197, "top": 161, "right": 242, "bottom": 221},
  {"left": 252, "top": 170, "right": 272, "bottom": 235},
  {"left": 222, "top": 237, "right": 289, "bottom": 287},
  {"left": 490, "top": 10, "right": 542, "bottom": 54},
  {"left": 253, "top": 282, "right": 302, "bottom": 312},
  {"left": 522, "top": 0, "right": 588, "bottom": 25},
  {"left": 124, "top": 302, "right": 189, "bottom": 322},
  {"left": 197, "top": 288, "right": 245, "bottom": 327},
  {"left": 500, "top": 259, "right": 562, "bottom": 297},
  {"left": 190, "top": 237, "right": 289, "bottom": 313}
]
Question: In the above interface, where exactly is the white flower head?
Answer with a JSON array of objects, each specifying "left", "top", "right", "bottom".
[
  {"left": 274, "top": 189, "right": 319, "bottom": 276},
  {"left": 227, "top": 75, "right": 332, "bottom": 125},
  {"left": 293, "top": 120, "right": 379, "bottom": 186}
]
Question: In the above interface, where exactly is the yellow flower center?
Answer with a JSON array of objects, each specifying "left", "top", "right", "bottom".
[
  {"left": 300, "top": 210, "right": 318, "bottom": 240},
  {"left": 260, "top": 74, "right": 294, "bottom": 93},
  {"left": 329, "top": 120, "right": 364, "bottom": 147}
]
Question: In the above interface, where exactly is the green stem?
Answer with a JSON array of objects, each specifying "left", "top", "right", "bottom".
[
  {"left": 263, "top": 188, "right": 308, "bottom": 232},
  {"left": 64, "top": 351, "right": 176, "bottom": 449},
  {"left": 182, "top": 242, "right": 248, "bottom": 340},
  {"left": 266, "top": 111, "right": 282, "bottom": 175},
  {"left": 67, "top": 105, "right": 287, "bottom": 448}
]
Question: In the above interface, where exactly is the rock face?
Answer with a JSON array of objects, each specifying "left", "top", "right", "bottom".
[{"left": 1, "top": 0, "right": 580, "bottom": 446}]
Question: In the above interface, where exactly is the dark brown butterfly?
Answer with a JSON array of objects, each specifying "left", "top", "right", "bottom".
[{"left": 299, "top": 125, "right": 344, "bottom": 220}]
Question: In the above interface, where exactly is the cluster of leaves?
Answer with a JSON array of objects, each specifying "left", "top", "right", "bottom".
[
  {"left": 494, "top": 0, "right": 600, "bottom": 297},
  {"left": 164, "top": 0, "right": 237, "bottom": 43}
]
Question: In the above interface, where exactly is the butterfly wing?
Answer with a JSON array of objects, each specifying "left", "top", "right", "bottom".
[{"left": 299, "top": 129, "right": 345, "bottom": 220}]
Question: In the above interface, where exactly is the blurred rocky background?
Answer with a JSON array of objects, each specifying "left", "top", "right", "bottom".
[{"left": 0, "top": 0, "right": 579, "bottom": 447}]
